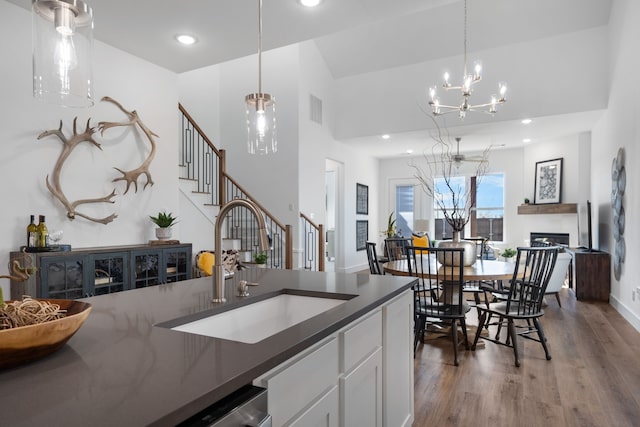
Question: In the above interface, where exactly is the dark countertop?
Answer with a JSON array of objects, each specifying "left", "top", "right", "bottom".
[{"left": 0, "top": 268, "right": 415, "bottom": 426}]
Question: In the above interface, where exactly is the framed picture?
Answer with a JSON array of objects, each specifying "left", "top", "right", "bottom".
[
  {"left": 534, "top": 158, "right": 563, "bottom": 204},
  {"left": 356, "top": 183, "right": 368, "bottom": 215},
  {"left": 356, "top": 220, "right": 368, "bottom": 251}
]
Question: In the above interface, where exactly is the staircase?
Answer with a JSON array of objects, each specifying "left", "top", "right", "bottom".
[{"left": 178, "top": 103, "right": 292, "bottom": 269}]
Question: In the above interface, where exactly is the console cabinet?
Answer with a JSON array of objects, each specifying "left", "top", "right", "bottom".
[
  {"left": 565, "top": 248, "right": 611, "bottom": 301},
  {"left": 10, "top": 243, "right": 191, "bottom": 299}
]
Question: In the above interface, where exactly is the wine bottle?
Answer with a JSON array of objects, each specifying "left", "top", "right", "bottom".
[
  {"left": 27, "top": 215, "right": 37, "bottom": 248},
  {"left": 37, "top": 215, "right": 49, "bottom": 248}
]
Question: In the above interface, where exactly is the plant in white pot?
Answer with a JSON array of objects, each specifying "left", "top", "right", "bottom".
[
  {"left": 254, "top": 251, "right": 268, "bottom": 267},
  {"left": 501, "top": 248, "right": 517, "bottom": 262},
  {"left": 149, "top": 211, "right": 177, "bottom": 240}
]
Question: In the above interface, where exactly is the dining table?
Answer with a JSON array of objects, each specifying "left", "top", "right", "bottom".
[{"left": 382, "top": 256, "right": 517, "bottom": 281}]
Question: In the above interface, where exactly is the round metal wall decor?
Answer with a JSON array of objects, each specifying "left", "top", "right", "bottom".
[{"left": 611, "top": 147, "right": 625, "bottom": 280}]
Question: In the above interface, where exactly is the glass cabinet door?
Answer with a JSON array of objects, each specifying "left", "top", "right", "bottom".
[
  {"left": 40, "top": 256, "right": 89, "bottom": 299},
  {"left": 163, "top": 248, "right": 191, "bottom": 283},
  {"left": 131, "top": 249, "right": 162, "bottom": 288},
  {"left": 91, "top": 252, "right": 129, "bottom": 295}
]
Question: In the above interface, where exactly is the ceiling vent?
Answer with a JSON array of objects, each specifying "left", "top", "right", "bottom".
[{"left": 309, "top": 94, "right": 323, "bottom": 125}]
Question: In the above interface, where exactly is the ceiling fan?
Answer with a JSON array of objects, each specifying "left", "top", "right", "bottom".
[{"left": 450, "top": 137, "right": 487, "bottom": 165}]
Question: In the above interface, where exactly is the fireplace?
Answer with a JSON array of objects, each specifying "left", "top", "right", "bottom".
[{"left": 530, "top": 232, "right": 570, "bottom": 247}]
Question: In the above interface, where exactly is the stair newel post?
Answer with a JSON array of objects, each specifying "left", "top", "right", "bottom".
[
  {"left": 285, "top": 224, "right": 293, "bottom": 270},
  {"left": 318, "top": 223, "right": 325, "bottom": 272},
  {"left": 219, "top": 149, "right": 227, "bottom": 205}
]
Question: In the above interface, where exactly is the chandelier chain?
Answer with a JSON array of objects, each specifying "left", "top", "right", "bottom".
[{"left": 258, "top": 0, "right": 263, "bottom": 94}]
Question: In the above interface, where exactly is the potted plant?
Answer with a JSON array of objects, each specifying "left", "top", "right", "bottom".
[
  {"left": 524, "top": 198, "right": 530, "bottom": 204},
  {"left": 149, "top": 211, "right": 177, "bottom": 240},
  {"left": 254, "top": 251, "right": 268, "bottom": 267},
  {"left": 382, "top": 212, "right": 400, "bottom": 238},
  {"left": 501, "top": 247, "right": 517, "bottom": 261}
]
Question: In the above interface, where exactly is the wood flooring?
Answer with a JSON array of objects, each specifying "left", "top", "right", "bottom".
[{"left": 412, "top": 288, "right": 640, "bottom": 427}]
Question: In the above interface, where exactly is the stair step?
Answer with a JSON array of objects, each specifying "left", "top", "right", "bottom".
[
  {"left": 192, "top": 191, "right": 211, "bottom": 195},
  {"left": 178, "top": 163, "right": 188, "bottom": 167},
  {"left": 204, "top": 203, "right": 221, "bottom": 207},
  {"left": 179, "top": 177, "right": 197, "bottom": 182}
]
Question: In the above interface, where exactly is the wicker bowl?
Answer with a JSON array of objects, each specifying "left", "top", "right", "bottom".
[{"left": 0, "top": 299, "right": 92, "bottom": 370}]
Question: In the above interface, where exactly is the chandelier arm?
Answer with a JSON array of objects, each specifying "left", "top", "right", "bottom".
[
  {"left": 429, "top": 102, "right": 461, "bottom": 109},
  {"left": 466, "top": 100, "right": 507, "bottom": 109}
]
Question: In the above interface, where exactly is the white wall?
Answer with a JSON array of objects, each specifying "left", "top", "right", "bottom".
[
  {"left": 592, "top": 0, "right": 640, "bottom": 330},
  {"left": 0, "top": 2, "right": 179, "bottom": 298},
  {"left": 298, "top": 42, "right": 379, "bottom": 273}
]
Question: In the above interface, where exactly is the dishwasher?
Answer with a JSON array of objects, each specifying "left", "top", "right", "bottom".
[{"left": 178, "top": 385, "right": 271, "bottom": 427}]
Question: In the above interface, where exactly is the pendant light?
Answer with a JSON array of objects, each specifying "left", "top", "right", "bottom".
[
  {"left": 245, "top": 0, "right": 277, "bottom": 154},
  {"left": 32, "top": 0, "right": 94, "bottom": 108}
]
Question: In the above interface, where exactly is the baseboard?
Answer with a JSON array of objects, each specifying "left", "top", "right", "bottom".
[{"left": 609, "top": 294, "right": 640, "bottom": 333}]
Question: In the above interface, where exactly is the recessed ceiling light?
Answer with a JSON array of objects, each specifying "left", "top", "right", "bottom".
[
  {"left": 176, "top": 34, "right": 197, "bottom": 45},
  {"left": 299, "top": 0, "right": 322, "bottom": 7},
  {"left": 406, "top": 149, "right": 414, "bottom": 154},
  {"left": 381, "top": 134, "right": 390, "bottom": 140},
  {"left": 523, "top": 138, "right": 531, "bottom": 143},
  {"left": 521, "top": 118, "right": 532, "bottom": 124}
]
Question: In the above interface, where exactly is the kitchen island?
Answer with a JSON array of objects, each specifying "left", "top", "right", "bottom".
[{"left": 0, "top": 268, "right": 415, "bottom": 426}]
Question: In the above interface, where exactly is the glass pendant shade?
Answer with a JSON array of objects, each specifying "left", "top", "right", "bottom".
[
  {"left": 246, "top": 93, "right": 277, "bottom": 155},
  {"left": 32, "top": 0, "right": 94, "bottom": 108}
]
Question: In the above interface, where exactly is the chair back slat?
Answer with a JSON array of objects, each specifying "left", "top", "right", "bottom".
[
  {"left": 384, "top": 237, "right": 413, "bottom": 261},
  {"left": 365, "top": 241, "right": 382, "bottom": 275},
  {"left": 507, "top": 246, "right": 559, "bottom": 316},
  {"left": 407, "top": 246, "right": 466, "bottom": 317}
]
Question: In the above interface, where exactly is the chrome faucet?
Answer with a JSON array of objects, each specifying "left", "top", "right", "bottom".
[{"left": 212, "top": 198, "right": 270, "bottom": 302}]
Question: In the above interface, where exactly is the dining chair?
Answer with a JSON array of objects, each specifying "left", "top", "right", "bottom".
[
  {"left": 407, "top": 246, "right": 470, "bottom": 366},
  {"left": 471, "top": 246, "right": 559, "bottom": 367},
  {"left": 365, "top": 241, "right": 383, "bottom": 275},
  {"left": 384, "top": 237, "right": 413, "bottom": 261},
  {"left": 544, "top": 252, "right": 572, "bottom": 307}
]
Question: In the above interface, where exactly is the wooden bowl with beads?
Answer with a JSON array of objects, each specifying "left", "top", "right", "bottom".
[{"left": 0, "top": 299, "right": 92, "bottom": 370}]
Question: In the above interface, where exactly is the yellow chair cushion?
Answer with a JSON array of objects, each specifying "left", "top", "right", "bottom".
[
  {"left": 412, "top": 234, "right": 430, "bottom": 254},
  {"left": 197, "top": 252, "right": 215, "bottom": 276}
]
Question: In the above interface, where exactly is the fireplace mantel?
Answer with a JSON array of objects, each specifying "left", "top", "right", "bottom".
[{"left": 517, "top": 203, "right": 577, "bottom": 215}]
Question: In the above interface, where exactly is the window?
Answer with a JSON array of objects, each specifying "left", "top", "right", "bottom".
[
  {"left": 473, "top": 173, "right": 504, "bottom": 242},
  {"left": 433, "top": 173, "right": 504, "bottom": 242},
  {"left": 395, "top": 185, "right": 414, "bottom": 237}
]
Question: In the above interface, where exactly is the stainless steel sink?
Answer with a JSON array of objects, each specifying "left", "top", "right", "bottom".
[{"left": 170, "top": 292, "right": 352, "bottom": 344}]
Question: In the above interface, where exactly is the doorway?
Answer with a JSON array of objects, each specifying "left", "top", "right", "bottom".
[{"left": 325, "top": 159, "right": 343, "bottom": 272}]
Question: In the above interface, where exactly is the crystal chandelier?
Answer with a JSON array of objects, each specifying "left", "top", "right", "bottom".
[
  {"left": 427, "top": 0, "right": 507, "bottom": 119},
  {"left": 245, "top": 0, "right": 277, "bottom": 155}
]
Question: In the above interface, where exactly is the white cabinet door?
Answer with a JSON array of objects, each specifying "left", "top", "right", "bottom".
[
  {"left": 340, "top": 347, "right": 382, "bottom": 427},
  {"left": 255, "top": 337, "right": 338, "bottom": 427},
  {"left": 382, "top": 290, "right": 414, "bottom": 427},
  {"left": 288, "top": 385, "right": 339, "bottom": 427}
]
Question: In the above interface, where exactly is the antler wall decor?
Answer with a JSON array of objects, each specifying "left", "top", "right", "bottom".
[
  {"left": 99, "top": 96, "right": 157, "bottom": 194},
  {"left": 38, "top": 118, "right": 118, "bottom": 224},
  {"left": 38, "top": 97, "right": 159, "bottom": 224}
]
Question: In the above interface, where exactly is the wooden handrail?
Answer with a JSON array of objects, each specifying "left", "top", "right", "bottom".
[
  {"left": 224, "top": 172, "right": 287, "bottom": 231},
  {"left": 178, "top": 103, "right": 222, "bottom": 158}
]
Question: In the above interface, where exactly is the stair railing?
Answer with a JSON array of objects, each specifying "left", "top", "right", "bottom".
[
  {"left": 300, "top": 213, "right": 325, "bottom": 272},
  {"left": 179, "top": 103, "right": 292, "bottom": 269}
]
